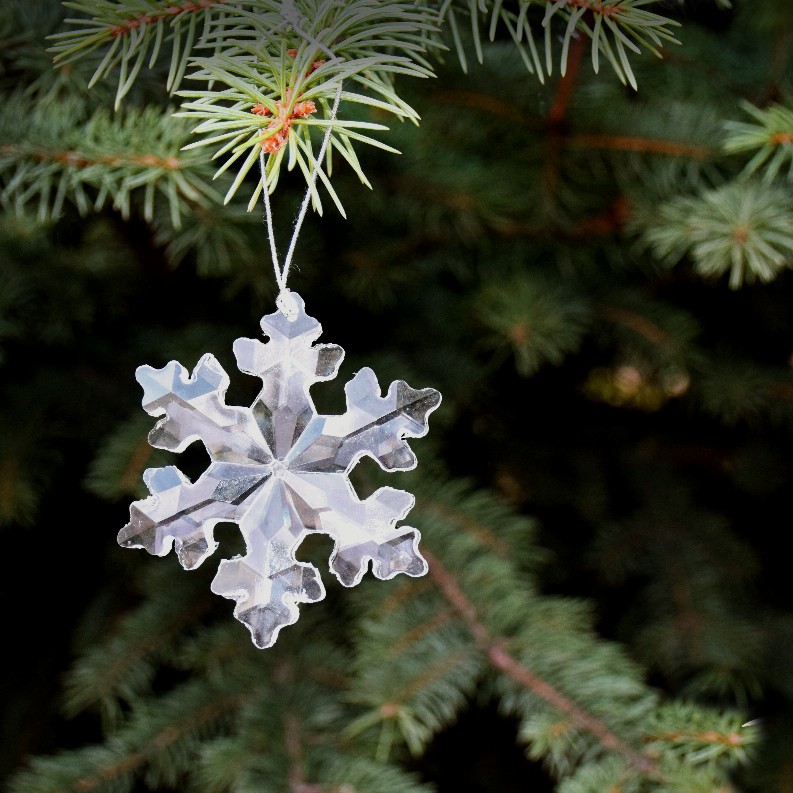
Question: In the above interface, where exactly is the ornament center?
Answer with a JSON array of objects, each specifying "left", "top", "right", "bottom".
[{"left": 271, "top": 459, "right": 288, "bottom": 478}]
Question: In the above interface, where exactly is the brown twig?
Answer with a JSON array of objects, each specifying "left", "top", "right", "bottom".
[
  {"left": 566, "top": 134, "right": 712, "bottom": 159},
  {"left": 423, "top": 549, "right": 657, "bottom": 776},
  {"left": 543, "top": 31, "right": 588, "bottom": 214},
  {"left": 422, "top": 502, "right": 513, "bottom": 559},
  {"left": 387, "top": 651, "right": 471, "bottom": 708},
  {"left": 597, "top": 304, "right": 674, "bottom": 350},
  {"left": 768, "top": 382, "right": 793, "bottom": 401},
  {"left": 0, "top": 145, "right": 184, "bottom": 171},
  {"left": 647, "top": 729, "right": 746, "bottom": 748},
  {"left": 69, "top": 599, "right": 215, "bottom": 714},
  {"left": 108, "top": 0, "right": 226, "bottom": 39},
  {"left": 284, "top": 712, "right": 325, "bottom": 793},
  {"left": 72, "top": 693, "right": 245, "bottom": 792},
  {"left": 430, "top": 90, "right": 529, "bottom": 124},
  {"left": 548, "top": 31, "right": 589, "bottom": 128}
]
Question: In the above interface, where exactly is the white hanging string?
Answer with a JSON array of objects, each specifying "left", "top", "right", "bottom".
[{"left": 260, "top": 1, "right": 343, "bottom": 318}]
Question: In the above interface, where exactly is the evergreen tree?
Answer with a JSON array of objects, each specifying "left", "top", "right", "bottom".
[{"left": 2, "top": 1, "right": 792, "bottom": 791}]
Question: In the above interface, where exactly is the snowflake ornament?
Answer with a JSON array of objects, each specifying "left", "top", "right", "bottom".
[{"left": 119, "top": 292, "right": 441, "bottom": 648}]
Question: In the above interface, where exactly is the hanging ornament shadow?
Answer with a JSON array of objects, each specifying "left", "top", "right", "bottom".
[{"left": 119, "top": 293, "right": 441, "bottom": 648}]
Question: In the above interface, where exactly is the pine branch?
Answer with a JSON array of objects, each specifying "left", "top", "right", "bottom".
[
  {"left": 595, "top": 513, "right": 765, "bottom": 699},
  {"left": 0, "top": 99, "right": 219, "bottom": 226},
  {"left": 10, "top": 682, "right": 247, "bottom": 793},
  {"left": 424, "top": 549, "right": 658, "bottom": 775},
  {"left": 175, "top": 0, "right": 437, "bottom": 213},
  {"left": 62, "top": 571, "right": 215, "bottom": 724},
  {"left": 694, "top": 353, "right": 793, "bottom": 426},
  {"left": 724, "top": 99, "right": 793, "bottom": 182},
  {"left": 476, "top": 271, "right": 592, "bottom": 376},
  {"left": 41, "top": 0, "right": 684, "bottom": 215},
  {"left": 48, "top": 0, "right": 229, "bottom": 107},
  {"left": 544, "top": 0, "right": 680, "bottom": 90},
  {"left": 642, "top": 180, "right": 793, "bottom": 288},
  {"left": 439, "top": 0, "right": 681, "bottom": 89},
  {"left": 567, "top": 133, "right": 712, "bottom": 158},
  {"left": 645, "top": 704, "right": 757, "bottom": 767},
  {"left": 548, "top": 29, "right": 588, "bottom": 126},
  {"left": 345, "top": 475, "right": 755, "bottom": 788}
]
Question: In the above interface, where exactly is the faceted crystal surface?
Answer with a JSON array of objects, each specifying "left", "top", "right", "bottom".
[{"left": 119, "top": 293, "right": 441, "bottom": 648}]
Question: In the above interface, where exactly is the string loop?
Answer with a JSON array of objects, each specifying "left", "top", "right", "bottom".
[{"left": 259, "top": 2, "right": 343, "bottom": 317}]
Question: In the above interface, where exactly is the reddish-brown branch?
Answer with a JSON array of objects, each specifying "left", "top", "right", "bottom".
[
  {"left": 667, "top": 558, "right": 707, "bottom": 665},
  {"left": 567, "top": 134, "right": 712, "bottom": 159},
  {"left": 423, "top": 550, "right": 657, "bottom": 775},
  {"left": 73, "top": 752, "right": 143, "bottom": 791},
  {"left": 284, "top": 713, "right": 322, "bottom": 793},
  {"left": 543, "top": 26, "right": 589, "bottom": 213},
  {"left": 108, "top": 0, "right": 225, "bottom": 38},
  {"left": 0, "top": 144, "right": 183, "bottom": 171},
  {"left": 569, "top": 196, "right": 631, "bottom": 238},
  {"left": 379, "top": 578, "right": 434, "bottom": 616},
  {"left": 79, "top": 599, "right": 214, "bottom": 711},
  {"left": 563, "top": 0, "right": 624, "bottom": 17},
  {"left": 597, "top": 304, "right": 674, "bottom": 350},
  {"left": 386, "top": 650, "right": 471, "bottom": 709},
  {"left": 430, "top": 90, "right": 529, "bottom": 124},
  {"left": 763, "top": 22, "right": 793, "bottom": 104},
  {"left": 423, "top": 502, "right": 513, "bottom": 558},
  {"left": 549, "top": 30, "right": 588, "bottom": 127},
  {"left": 647, "top": 729, "right": 746, "bottom": 748},
  {"left": 72, "top": 694, "right": 245, "bottom": 792},
  {"left": 769, "top": 382, "right": 793, "bottom": 400},
  {"left": 0, "top": 457, "right": 19, "bottom": 518},
  {"left": 389, "top": 608, "right": 455, "bottom": 656}
]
